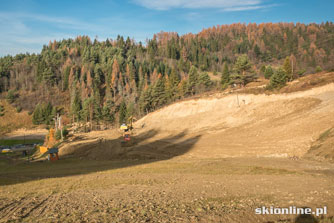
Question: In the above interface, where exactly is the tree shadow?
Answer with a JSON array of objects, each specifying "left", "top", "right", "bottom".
[{"left": 0, "top": 129, "right": 201, "bottom": 186}]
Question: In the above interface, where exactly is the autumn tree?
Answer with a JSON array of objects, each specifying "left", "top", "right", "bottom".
[{"left": 111, "top": 59, "right": 120, "bottom": 100}]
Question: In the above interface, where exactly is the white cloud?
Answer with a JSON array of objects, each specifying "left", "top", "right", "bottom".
[
  {"left": 0, "top": 12, "right": 105, "bottom": 56},
  {"left": 0, "top": 11, "right": 159, "bottom": 56},
  {"left": 133, "top": 0, "right": 269, "bottom": 10},
  {"left": 223, "top": 4, "right": 272, "bottom": 11},
  {"left": 0, "top": 12, "right": 104, "bottom": 32}
]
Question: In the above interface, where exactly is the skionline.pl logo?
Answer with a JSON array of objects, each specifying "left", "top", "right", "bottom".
[{"left": 255, "top": 206, "right": 327, "bottom": 216}]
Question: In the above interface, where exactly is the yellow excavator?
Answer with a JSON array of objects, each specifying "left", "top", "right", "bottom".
[
  {"left": 127, "top": 116, "right": 136, "bottom": 131},
  {"left": 120, "top": 116, "right": 136, "bottom": 146}
]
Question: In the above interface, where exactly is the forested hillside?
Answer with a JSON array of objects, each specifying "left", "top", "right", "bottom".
[{"left": 0, "top": 22, "right": 333, "bottom": 128}]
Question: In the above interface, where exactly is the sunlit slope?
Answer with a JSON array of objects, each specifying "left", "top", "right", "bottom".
[{"left": 134, "top": 83, "right": 334, "bottom": 158}]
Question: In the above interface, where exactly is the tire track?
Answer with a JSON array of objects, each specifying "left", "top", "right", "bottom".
[
  {"left": 0, "top": 196, "right": 31, "bottom": 220},
  {"left": 35, "top": 193, "right": 61, "bottom": 217},
  {"left": 19, "top": 196, "right": 50, "bottom": 219},
  {"left": 0, "top": 197, "right": 25, "bottom": 212}
]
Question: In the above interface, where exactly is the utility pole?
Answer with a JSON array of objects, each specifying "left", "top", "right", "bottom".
[{"left": 54, "top": 113, "right": 63, "bottom": 141}]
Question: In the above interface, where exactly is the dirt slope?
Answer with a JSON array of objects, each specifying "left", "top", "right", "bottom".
[
  {"left": 59, "top": 82, "right": 334, "bottom": 160},
  {"left": 133, "top": 83, "right": 334, "bottom": 159}
]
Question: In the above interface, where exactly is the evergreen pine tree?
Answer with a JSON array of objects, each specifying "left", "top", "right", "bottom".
[
  {"left": 168, "top": 68, "right": 180, "bottom": 100},
  {"left": 82, "top": 97, "right": 94, "bottom": 124},
  {"left": 254, "top": 44, "right": 261, "bottom": 58},
  {"left": 44, "top": 102, "right": 53, "bottom": 125},
  {"left": 221, "top": 63, "right": 230, "bottom": 89},
  {"left": 283, "top": 56, "right": 292, "bottom": 80},
  {"left": 197, "top": 72, "right": 212, "bottom": 92},
  {"left": 230, "top": 54, "right": 256, "bottom": 87},
  {"left": 234, "top": 54, "right": 251, "bottom": 75},
  {"left": 264, "top": 65, "right": 274, "bottom": 79},
  {"left": 152, "top": 75, "right": 166, "bottom": 108},
  {"left": 268, "top": 67, "right": 288, "bottom": 89},
  {"left": 139, "top": 86, "right": 153, "bottom": 114},
  {"left": 62, "top": 66, "right": 71, "bottom": 91},
  {"left": 71, "top": 90, "right": 82, "bottom": 122},
  {"left": 187, "top": 65, "right": 198, "bottom": 95},
  {"left": 126, "top": 102, "right": 135, "bottom": 120},
  {"left": 119, "top": 100, "right": 127, "bottom": 125},
  {"left": 102, "top": 100, "right": 115, "bottom": 125},
  {"left": 32, "top": 104, "right": 43, "bottom": 124}
]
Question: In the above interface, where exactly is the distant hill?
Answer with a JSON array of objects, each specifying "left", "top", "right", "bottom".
[{"left": 0, "top": 22, "right": 333, "bottom": 129}]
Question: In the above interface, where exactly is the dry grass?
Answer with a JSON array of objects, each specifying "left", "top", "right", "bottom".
[
  {"left": 0, "top": 157, "right": 333, "bottom": 222},
  {"left": 0, "top": 100, "right": 33, "bottom": 136},
  {"left": 280, "top": 72, "right": 334, "bottom": 93}
]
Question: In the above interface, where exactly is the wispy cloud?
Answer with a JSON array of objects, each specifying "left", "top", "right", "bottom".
[
  {"left": 132, "top": 0, "right": 271, "bottom": 11},
  {"left": 0, "top": 11, "right": 159, "bottom": 56},
  {"left": 0, "top": 12, "right": 105, "bottom": 32},
  {"left": 0, "top": 12, "right": 106, "bottom": 56},
  {"left": 223, "top": 4, "right": 275, "bottom": 11}
]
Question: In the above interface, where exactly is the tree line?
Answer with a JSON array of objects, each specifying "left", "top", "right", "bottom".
[{"left": 0, "top": 22, "right": 333, "bottom": 129}]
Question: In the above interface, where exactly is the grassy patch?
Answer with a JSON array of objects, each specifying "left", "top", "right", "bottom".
[
  {"left": 0, "top": 139, "right": 43, "bottom": 146},
  {"left": 318, "top": 128, "right": 333, "bottom": 142},
  {"left": 249, "top": 166, "right": 296, "bottom": 175}
]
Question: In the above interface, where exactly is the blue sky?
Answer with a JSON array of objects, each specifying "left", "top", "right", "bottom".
[{"left": 0, "top": 0, "right": 333, "bottom": 56}]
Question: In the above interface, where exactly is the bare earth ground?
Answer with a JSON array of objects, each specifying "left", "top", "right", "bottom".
[
  {"left": 0, "top": 158, "right": 334, "bottom": 222},
  {"left": 1, "top": 81, "right": 334, "bottom": 222}
]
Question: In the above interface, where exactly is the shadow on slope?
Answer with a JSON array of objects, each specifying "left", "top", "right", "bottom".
[
  {"left": 304, "top": 127, "right": 334, "bottom": 162},
  {"left": 0, "top": 129, "right": 201, "bottom": 186}
]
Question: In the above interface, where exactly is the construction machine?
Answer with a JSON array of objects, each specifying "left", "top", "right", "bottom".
[{"left": 120, "top": 116, "right": 137, "bottom": 146}]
